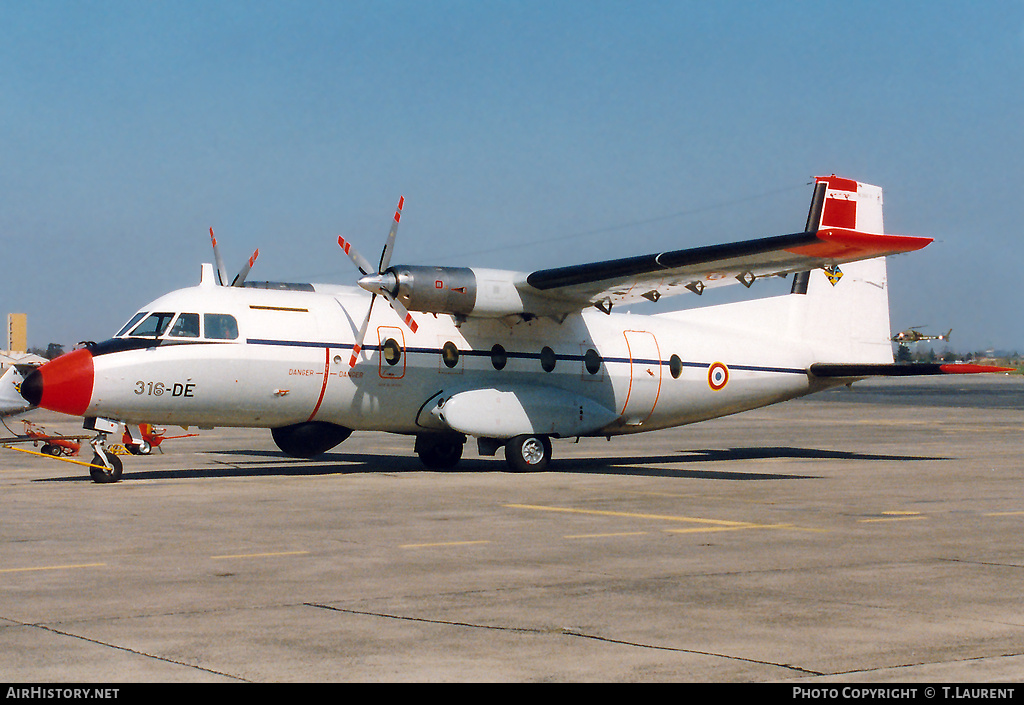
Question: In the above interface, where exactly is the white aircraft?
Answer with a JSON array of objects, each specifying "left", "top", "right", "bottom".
[
  {"left": 0, "top": 366, "right": 32, "bottom": 418},
  {"left": 0, "top": 351, "right": 47, "bottom": 417},
  {"left": 18, "top": 175, "right": 1011, "bottom": 482}
]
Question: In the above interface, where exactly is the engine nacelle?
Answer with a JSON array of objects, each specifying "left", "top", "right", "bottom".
[
  {"left": 388, "top": 266, "right": 530, "bottom": 319},
  {"left": 271, "top": 422, "right": 352, "bottom": 459}
]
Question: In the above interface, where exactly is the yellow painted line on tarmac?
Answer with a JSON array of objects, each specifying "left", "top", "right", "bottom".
[
  {"left": 210, "top": 550, "right": 310, "bottom": 560},
  {"left": 984, "top": 511, "right": 1024, "bottom": 517},
  {"left": 0, "top": 563, "right": 106, "bottom": 574},
  {"left": 664, "top": 524, "right": 798, "bottom": 534},
  {"left": 858, "top": 511, "right": 927, "bottom": 523},
  {"left": 400, "top": 540, "right": 491, "bottom": 549},
  {"left": 505, "top": 504, "right": 753, "bottom": 524},
  {"left": 505, "top": 503, "right": 815, "bottom": 533}
]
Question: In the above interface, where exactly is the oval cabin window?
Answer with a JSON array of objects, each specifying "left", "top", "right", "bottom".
[
  {"left": 442, "top": 341, "right": 460, "bottom": 368},
  {"left": 382, "top": 338, "right": 402, "bottom": 366}
]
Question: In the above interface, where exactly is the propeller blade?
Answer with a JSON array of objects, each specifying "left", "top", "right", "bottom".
[
  {"left": 230, "top": 248, "right": 259, "bottom": 287},
  {"left": 338, "top": 236, "right": 375, "bottom": 276},
  {"left": 378, "top": 196, "right": 404, "bottom": 274},
  {"left": 339, "top": 195, "right": 416, "bottom": 365},
  {"left": 379, "top": 288, "right": 418, "bottom": 334},
  {"left": 209, "top": 227, "right": 229, "bottom": 286},
  {"left": 348, "top": 294, "right": 376, "bottom": 367}
]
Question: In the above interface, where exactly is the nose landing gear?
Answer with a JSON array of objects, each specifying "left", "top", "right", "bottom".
[
  {"left": 88, "top": 441, "right": 123, "bottom": 484},
  {"left": 85, "top": 417, "right": 125, "bottom": 483}
]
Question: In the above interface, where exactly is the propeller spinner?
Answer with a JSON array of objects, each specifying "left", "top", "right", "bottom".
[{"left": 338, "top": 197, "right": 419, "bottom": 367}]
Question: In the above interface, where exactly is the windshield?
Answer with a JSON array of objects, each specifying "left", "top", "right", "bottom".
[
  {"left": 116, "top": 312, "right": 148, "bottom": 337},
  {"left": 128, "top": 312, "right": 175, "bottom": 337},
  {"left": 115, "top": 311, "right": 239, "bottom": 341}
]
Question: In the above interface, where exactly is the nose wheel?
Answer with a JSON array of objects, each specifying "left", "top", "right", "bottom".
[{"left": 88, "top": 434, "right": 123, "bottom": 483}]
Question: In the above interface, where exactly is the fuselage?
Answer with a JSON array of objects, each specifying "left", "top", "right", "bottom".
[{"left": 26, "top": 273, "right": 839, "bottom": 438}]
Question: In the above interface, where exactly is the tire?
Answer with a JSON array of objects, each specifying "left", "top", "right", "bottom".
[
  {"left": 416, "top": 435, "right": 464, "bottom": 469},
  {"left": 127, "top": 441, "right": 151, "bottom": 456},
  {"left": 89, "top": 453, "right": 123, "bottom": 484},
  {"left": 504, "top": 435, "right": 552, "bottom": 472}
]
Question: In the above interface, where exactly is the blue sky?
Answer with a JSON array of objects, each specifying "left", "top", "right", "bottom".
[{"left": 2, "top": 1, "right": 1022, "bottom": 351}]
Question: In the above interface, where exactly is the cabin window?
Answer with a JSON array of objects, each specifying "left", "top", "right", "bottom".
[
  {"left": 168, "top": 313, "right": 200, "bottom": 338},
  {"left": 117, "top": 312, "right": 148, "bottom": 337},
  {"left": 441, "top": 341, "right": 460, "bottom": 369},
  {"left": 491, "top": 344, "right": 507, "bottom": 370},
  {"left": 205, "top": 314, "right": 239, "bottom": 340},
  {"left": 540, "top": 346, "right": 556, "bottom": 372},
  {"left": 382, "top": 338, "right": 402, "bottom": 366},
  {"left": 584, "top": 348, "right": 602, "bottom": 375},
  {"left": 669, "top": 354, "right": 683, "bottom": 379},
  {"left": 129, "top": 312, "right": 175, "bottom": 338}
]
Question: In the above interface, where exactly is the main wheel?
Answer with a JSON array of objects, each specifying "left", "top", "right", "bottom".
[
  {"left": 89, "top": 453, "right": 123, "bottom": 484},
  {"left": 504, "top": 435, "right": 552, "bottom": 472},
  {"left": 127, "top": 441, "right": 151, "bottom": 455},
  {"left": 416, "top": 435, "right": 465, "bottom": 469}
]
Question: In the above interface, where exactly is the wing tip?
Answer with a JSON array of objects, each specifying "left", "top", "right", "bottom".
[{"left": 810, "top": 362, "right": 1017, "bottom": 377}]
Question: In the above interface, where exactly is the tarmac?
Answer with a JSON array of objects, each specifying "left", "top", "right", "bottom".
[{"left": 1, "top": 374, "right": 1022, "bottom": 683}]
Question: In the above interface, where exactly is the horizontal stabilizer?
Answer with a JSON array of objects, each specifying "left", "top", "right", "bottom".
[{"left": 809, "top": 363, "right": 1016, "bottom": 378}]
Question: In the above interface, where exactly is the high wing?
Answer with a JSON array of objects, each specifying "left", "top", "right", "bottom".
[
  {"left": 522, "top": 176, "right": 931, "bottom": 314},
  {"left": 340, "top": 176, "right": 931, "bottom": 323}
]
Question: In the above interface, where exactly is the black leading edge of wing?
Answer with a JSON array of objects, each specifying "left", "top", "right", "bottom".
[
  {"left": 525, "top": 231, "right": 819, "bottom": 290},
  {"left": 809, "top": 363, "right": 1015, "bottom": 377}
]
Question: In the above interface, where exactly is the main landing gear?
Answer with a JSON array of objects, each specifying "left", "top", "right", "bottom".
[
  {"left": 504, "top": 434, "right": 552, "bottom": 472},
  {"left": 415, "top": 433, "right": 553, "bottom": 472},
  {"left": 415, "top": 433, "right": 466, "bottom": 469}
]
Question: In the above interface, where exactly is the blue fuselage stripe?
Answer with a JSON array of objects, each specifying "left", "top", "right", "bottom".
[{"left": 245, "top": 338, "right": 807, "bottom": 376}]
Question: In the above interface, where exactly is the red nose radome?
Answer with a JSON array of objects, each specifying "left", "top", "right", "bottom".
[{"left": 20, "top": 348, "right": 94, "bottom": 416}]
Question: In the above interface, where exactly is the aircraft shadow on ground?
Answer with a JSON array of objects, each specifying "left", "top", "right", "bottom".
[{"left": 33, "top": 445, "right": 947, "bottom": 483}]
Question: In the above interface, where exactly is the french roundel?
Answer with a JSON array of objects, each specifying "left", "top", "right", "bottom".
[{"left": 707, "top": 362, "right": 729, "bottom": 391}]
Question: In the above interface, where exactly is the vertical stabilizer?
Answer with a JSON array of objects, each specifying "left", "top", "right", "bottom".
[
  {"left": 815, "top": 174, "right": 884, "bottom": 235},
  {"left": 796, "top": 176, "right": 893, "bottom": 364}
]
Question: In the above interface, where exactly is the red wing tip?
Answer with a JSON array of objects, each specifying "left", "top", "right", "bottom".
[
  {"left": 939, "top": 364, "right": 1017, "bottom": 374},
  {"left": 818, "top": 228, "right": 934, "bottom": 248},
  {"left": 788, "top": 228, "right": 934, "bottom": 258}
]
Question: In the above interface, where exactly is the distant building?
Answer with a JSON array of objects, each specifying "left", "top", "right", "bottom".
[
  {"left": 7, "top": 313, "right": 27, "bottom": 353},
  {"left": 2, "top": 314, "right": 46, "bottom": 371}
]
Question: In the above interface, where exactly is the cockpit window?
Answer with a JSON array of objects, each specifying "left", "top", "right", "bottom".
[
  {"left": 129, "top": 312, "right": 176, "bottom": 337},
  {"left": 116, "top": 312, "right": 148, "bottom": 337},
  {"left": 204, "top": 313, "right": 239, "bottom": 340},
  {"left": 168, "top": 313, "right": 200, "bottom": 338}
]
